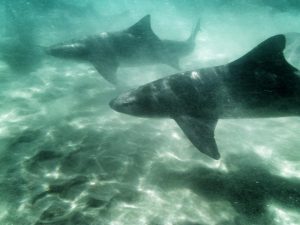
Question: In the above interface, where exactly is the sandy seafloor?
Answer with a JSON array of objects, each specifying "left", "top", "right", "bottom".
[{"left": 1, "top": 0, "right": 300, "bottom": 224}]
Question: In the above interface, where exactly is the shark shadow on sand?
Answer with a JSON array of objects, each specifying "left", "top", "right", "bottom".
[{"left": 149, "top": 154, "right": 300, "bottom": 225}]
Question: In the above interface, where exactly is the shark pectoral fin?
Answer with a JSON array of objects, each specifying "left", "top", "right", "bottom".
[
  {"left": 91, "top": 58, "right": 119, "bottom": 85},
  {"left": 174, "top": 115, "right": 220, "bottom": 160}
]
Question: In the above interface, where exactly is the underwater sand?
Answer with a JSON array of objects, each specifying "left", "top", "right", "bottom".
[{"left": 1, "top": 1, "right": 300, "bottom": 224}]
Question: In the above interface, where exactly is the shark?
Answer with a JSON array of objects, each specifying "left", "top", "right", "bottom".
[
  {"left": 109, "top": 34, "right": 300, "bottom": 160},
  {"left": 46, "top": 15, "right": 200, "bottom": 84}
]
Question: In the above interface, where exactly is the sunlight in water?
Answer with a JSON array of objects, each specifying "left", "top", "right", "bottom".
[
  {"left": 45, "top": 167, "right": 61, "bottom": 179},
  {"left": 254, "top": 145, "right": 274, "bottom": 159},
  {"left": 0, "top": 110, "right": 20, "bottom": 123},
  {"left": 0, "top": 1, "right": 300, "bottom": 225},
  {"left": 272, "top": 207, "right": 300, "bottom": 225},
  {"left": 279, "top": 161, "right": 300, "bottom": 179}
]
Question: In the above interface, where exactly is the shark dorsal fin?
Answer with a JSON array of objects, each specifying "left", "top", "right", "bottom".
[
  {"left": 127, "top": 15, "right": 157, "bottom": 39},
  {"left": 229, "top": 34, "right": 297, "bottom": 73}
]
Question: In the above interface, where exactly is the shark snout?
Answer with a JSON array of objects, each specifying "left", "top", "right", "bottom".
[
  {"left": 46, "top": 42, "right": 88, "bottom": 59},
  {"left": 109, "top": 91, "right": 138, "bottom": 115},
  {"left": 45, "top": 45, "right": 66, "bottom": 57},
  {"left": 110, "top": 82, "right": 170, "bottom": 118}
]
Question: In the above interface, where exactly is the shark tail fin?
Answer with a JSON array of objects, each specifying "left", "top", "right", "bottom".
[{"left": 187, "top": 18, "right": 201, "bottom": 43}]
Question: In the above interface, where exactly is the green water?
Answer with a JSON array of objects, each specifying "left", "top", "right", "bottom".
[{"left": 0, "top": 1, "right": 300, "bottom": 225}]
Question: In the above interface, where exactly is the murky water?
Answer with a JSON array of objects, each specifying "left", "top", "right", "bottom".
[{"left": 1, "top": 1, "right": 300, "bottom": 225}]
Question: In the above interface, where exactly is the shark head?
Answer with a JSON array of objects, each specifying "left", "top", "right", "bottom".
[
  {"left": 110, "top": 85, "right": 165, "bottom": 117},
  {"left": 46, "top": 40, "right": 89, "bottom": 60},
  {"left": 109, "top": 73, "right": 205, "bottom": 118},
  {"left": 109, "top": 89, "right": 140, "bottom": 115},
  {"left": 109, "top": 78, "right": 185, "bottom": 118}
]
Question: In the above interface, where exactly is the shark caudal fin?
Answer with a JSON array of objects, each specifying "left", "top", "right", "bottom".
[
  {"left": 187, "top": 18, "right": 201, "bottom": 43},
  {"left": 229, "top": 34, "right": 298, "bottom": 73},
  {"left": 174, "top": 116, "right": 220, "bottom": 160}
]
